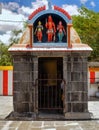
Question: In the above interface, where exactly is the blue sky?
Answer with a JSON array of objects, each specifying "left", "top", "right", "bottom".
[
  {"left": 0, "top": 0, "right": 99, "bottom": 44},
  {"left": 0, "top": 0, "right": 99, "bottom": 12}
]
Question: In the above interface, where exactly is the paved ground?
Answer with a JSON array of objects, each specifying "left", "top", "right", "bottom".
[
  {"left": 0, "top": 120, "right": 99, "bottom": 130},
  {"left": 0, "top": 96, "right": 99, "bottom": 130},
  {"left": 0, "top": 96, "right": 13, "bottom": 120},
  {"left": 88, "top": 101, "right": 99, "bottom": 119}
]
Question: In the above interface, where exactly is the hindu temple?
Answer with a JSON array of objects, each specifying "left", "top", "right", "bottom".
[{"left": 9, "top": 0, "right": 92, "bottom": 120}]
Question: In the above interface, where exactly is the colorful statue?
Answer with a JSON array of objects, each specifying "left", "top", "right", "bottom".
[
  {"left": 35, "top": 21, "right": 43, "bottom": 42},
  {"left": 57, "top": 21, "right": 66, "bottom": 42},
  {"left": 45, "top": 15, "right": 56, "bottom": 42}
]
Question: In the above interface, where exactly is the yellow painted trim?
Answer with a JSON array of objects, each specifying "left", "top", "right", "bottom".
[
  {"left": 0, "top": 66, "right": 13, "bottom": 70},
  {"left": 89, "top": 67, "right": 99, "bottom": 72},
  {"left": 0, "top": 66, "right": 98, "bottom": 71}
]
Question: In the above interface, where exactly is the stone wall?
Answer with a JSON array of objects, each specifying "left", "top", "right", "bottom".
[
  {"left": 11, "top": 51, "right": 90, "bottom": 119},
  {"left": 13, "top": 53, "right": 35, "bottom": 113},
  {"left": 66, "top": 53, "right": 88, "bottom": 113}
]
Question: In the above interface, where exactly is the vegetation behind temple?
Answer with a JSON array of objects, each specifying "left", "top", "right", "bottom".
[
  {"left": 0, "top": 7, "right": 99, "bottom": 65},
  {"left": 0, "top": 42, "right": 12, "bottom": 66},
  {"left": 72, "top": 6, "right": 99, "bottom": 61}
]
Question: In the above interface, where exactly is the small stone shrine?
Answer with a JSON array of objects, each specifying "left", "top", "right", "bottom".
[{"left": 9, "top": 0, "right": 92, "bottom": 120}]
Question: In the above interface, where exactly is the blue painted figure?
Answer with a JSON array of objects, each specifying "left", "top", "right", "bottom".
[{"left": 57, "top": 21, "right": 66, "bottom": 42}]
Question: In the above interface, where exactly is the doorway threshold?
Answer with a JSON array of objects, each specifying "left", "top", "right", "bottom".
[{"left": 37, "top": 112, "right": 65, "bottom": 121}]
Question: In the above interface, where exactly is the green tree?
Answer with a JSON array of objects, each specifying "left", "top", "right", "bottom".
[
  {"left": 0, "top": 41, "right": 12, "bottom": 66},
  {"left": 9, "top": 21, "right": 28, "bottom": 46},
  {"left": 9, "top": 29, "right": 22, "bottom": 46},
  {"left": 72, "top": 6, "right": 99, "bottom": 61},
  {"left": 0, "top": 22, "right": 27, "bottom": 66}
]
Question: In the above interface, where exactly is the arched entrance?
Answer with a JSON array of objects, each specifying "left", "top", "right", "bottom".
[{"left": 38, "top": 57, "right": 63, "bottom": 114}]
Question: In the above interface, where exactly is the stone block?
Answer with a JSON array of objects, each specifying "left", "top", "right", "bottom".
[
  {"left": 13, "top": 82, "right": 21, "bottom": 91},
  {"left": 14, "top": 102, "right": 29, "bottom": 113},
  {"left": 29, "top": 103, "right": 34, "bottom": 112},
  {"left": 14, "top": 81, "right": 33, "bottom": 92},
  {"left": 73, "top": 63, "right": 82, "bottom": 71},
  {"left": 67, "top": 103, "right": 71, "bottom": 112},
  {"left": 67, "top": 63, "right": 71, "bottom": 71},
  {"left": 65, "top": 112, "right": 91, "bottom": 119},
  {"left": 71, "top": 72, "right": 80, "bottom": 81},
  {"left": 71, "top": 82, "right": 85, "bottom": 91},
  {"left": 67, "top": 72, "right": 71, "bottom": 81},
  {"left": 67, "top": 92, "right": 85, "bottom": 102},
  {"left": 13, "top": 56, "right": 21, "bottom": 62},
  {"left": 82, "top": 62, "right": 87, "bottom": 71},
  {"left": 14, "top": 62, "right": 32, "bottom": 71},
  {"left": 72, "top": 103, "right": 85, "bottom": 112},
  {"left": 82, "top": 72, "right": 87, "bottom": 81},
  {"left": 13, "top": 92, "right": 30, "bottom": 102}
]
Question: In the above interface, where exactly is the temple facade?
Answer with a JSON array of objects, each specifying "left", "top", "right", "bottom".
[{"left": 9, "top": 1, "right": 92, "bottom": 120}]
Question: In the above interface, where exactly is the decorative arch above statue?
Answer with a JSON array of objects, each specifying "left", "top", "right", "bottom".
[
  {"left": 27, "top": 1, "right": 72, "bottom": 47},
  {"left": 28, "top": 5, "right": 72, "bottom": 24}
]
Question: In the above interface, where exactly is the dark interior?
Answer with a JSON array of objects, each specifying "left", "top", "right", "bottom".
[{"left": 38, "top": 57, "right": 63, "bottom": 114}]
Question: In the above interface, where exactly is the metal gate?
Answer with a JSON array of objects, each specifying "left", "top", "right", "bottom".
[{"left": 38, "top": 57, "right": 63, "bottom": 113}]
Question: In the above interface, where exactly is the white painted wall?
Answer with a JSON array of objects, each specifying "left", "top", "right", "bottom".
[{"left": 88, "top": 71, "right": 99, "bottom": 98}]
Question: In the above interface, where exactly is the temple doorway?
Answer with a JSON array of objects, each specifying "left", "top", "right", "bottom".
[{"left": 38, "top": 57, "right": 63, "bottom": 114}]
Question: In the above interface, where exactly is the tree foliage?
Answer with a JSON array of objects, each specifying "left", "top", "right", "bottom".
[
  {"left": 72, "top": 6, "right": 99, "bottom": 61},
  {"left": 0, "top": 41, "right": 12, "bottom": 66},
  {"left": 9, "top": 21, "right": 27, "bottom": 46},
  {"left": 9, "top": 29, "right": 22, "bottom": 46},
  {"left": 0, "top": 22, "right": 27, "bottom": 66}
]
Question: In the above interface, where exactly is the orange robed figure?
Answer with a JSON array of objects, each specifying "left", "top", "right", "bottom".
[
  {"left": 35, "top": 21, "right": 43, "bottom": 42},
  {"left": 45, "top": 15, "right": 56, "bottom": 42}
]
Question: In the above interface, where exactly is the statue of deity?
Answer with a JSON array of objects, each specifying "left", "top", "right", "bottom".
[
  {"left": 45, "top": 15, "right": 56, "bottom": 42},
  {"left": 35, "top": 21, "right": 43, "bottom": 42},
  {"left": 57, "top": 21, "right": 66, "bottom": 42}
]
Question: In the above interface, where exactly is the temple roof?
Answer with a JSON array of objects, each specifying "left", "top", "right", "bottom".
[
  {"left": 9, "top": 43, "right": 92, "bottom": 52},
  {"left": 8, "top": 1, "right": 92, "bottom": 52}
]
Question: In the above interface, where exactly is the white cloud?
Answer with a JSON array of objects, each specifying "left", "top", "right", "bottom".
[
  {"left": 0, "top": 8, "right": 26, "bottom": 31},
  {"left": 90, "top": 1, "right": 96, "bottom": 7},
  {"left": 18, "top": 6, "right": 33, "bottom": 16},
  {"left": 17, "top": 0, "right": 48, "bottom": 17},
  {"left": 80, "top": 0, "right": 88, "bottom": 4},
  {"left": 62, "top": 4, "right": 79, "bottom": 15},
  {"left": 31, "top": 0, "right": 48, "bottom": 10},
  {"left": 2, "top": 2, "right": 20, "bottom": 12},
  {"left": 0, "top": 7, "right": 27, "bottom": 21},
  {"left": 0, "top": 8, "right": 27, "bottom": 44},
  {"left": 0, "top": 0, "right": 49, "bottom": 44},
  {"left": 0, "top": 31, "right": 11, "bottom": 45},
  {"left": 0, "top": 24, "right": 18, "bottom": 34}
]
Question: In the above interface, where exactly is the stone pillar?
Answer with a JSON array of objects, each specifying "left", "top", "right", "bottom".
[
  {"left": 33, "top": 56, "right": 38, "bottom": 113},
  {"left": 28, "top": 24, "right": 33, "bottom": 47},
  {"left": 65, "top": 52, "right": 91, "bottom": 119},
  {"left": 67, "top": 23, "right": 72, "bottom": 48},
  {"left": 63, "top": 56, "right": 67, "bottom": 113}
]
